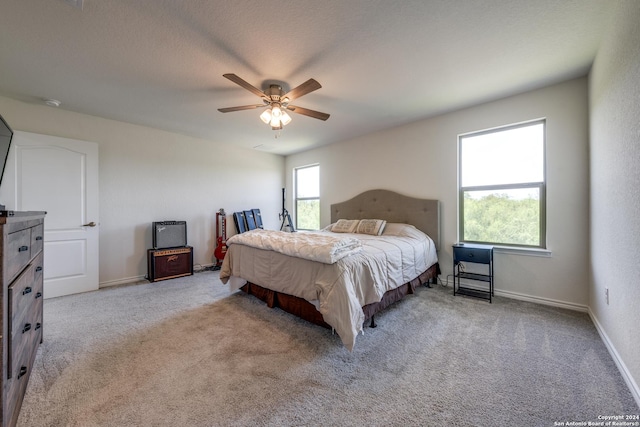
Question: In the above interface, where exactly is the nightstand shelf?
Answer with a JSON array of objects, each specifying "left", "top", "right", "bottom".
[{"left": 453, "top": 243, "right": 494, "bottom": 303}]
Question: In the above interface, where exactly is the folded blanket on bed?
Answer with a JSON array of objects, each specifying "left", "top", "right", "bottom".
[{"left": 225, "top": 229, "right": 362, "bottom": 264}]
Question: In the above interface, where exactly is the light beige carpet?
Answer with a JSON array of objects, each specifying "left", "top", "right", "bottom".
[{"left": 17, "top": 270, "right": 639, "bottom": 426}]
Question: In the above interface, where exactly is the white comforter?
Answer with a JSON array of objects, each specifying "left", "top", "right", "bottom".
[
  {"left": 220, "top": 223, "right": 438, "bottom": 351},
  {"left": 224, "top": 229, "right": 362, "bottom": 264}
]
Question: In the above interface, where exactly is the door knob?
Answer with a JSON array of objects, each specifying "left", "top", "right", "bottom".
[{"left": 82, "top": 221, "right": 97, "bottom": 227}]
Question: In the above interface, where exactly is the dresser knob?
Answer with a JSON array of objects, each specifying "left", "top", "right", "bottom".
[
  {"left": 35, "top": 323, "right": 42, "bottom": 330},
  {"left": 17, "top": 366, "right": 28, "bottom": 379},
  {"left": 35, "top": 292, "right": 42, "bottom": 299},
  {"left": 22, "top": 323, "right": 32, "bottom": 333},
  {"left": 23, "top": 286, "right": 32, "bottom": 295},
  {"left": 18, "top": 245, "right": 29, "bottom": 252},
  {"left": 36, "top": 266, "right": 43, "bottom": 272},
  {"left": 35, "top": 236, "right": 43, "bottom": 241}
]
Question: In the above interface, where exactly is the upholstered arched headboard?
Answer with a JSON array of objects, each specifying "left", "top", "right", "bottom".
[{"left": 330, "top": 189, "right": 441, "bottom": 250}]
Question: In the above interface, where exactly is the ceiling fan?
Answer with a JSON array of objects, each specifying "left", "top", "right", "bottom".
[{"left": 218, "top": 74, "right": 330, "bottom": 130}]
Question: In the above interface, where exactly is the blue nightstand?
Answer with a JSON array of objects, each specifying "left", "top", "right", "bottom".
[{"left": 453, "top": 243, "right": 494, "bottom": 302}]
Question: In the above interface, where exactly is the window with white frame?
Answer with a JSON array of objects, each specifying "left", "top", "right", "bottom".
[
  {"left": 294, "top": 164, "right": 320, "bottom": 230},
  {"left": 458, "top": 120, "right": 546, "bottom": 248}
]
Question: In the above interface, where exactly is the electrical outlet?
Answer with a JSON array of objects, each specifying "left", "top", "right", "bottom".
[{"left": 605, "top": 287, "right": 609, "bottom": 305}]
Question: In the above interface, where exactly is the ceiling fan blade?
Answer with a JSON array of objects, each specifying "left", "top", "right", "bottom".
[
  {"left": 222, "top": 74, "right": 266, "bottom": 99},
  {"left": 218, "top": 104, "right": 264, "bottom": 113},
  {"left": 282, "top": 79, "right": 322, "bottom": 102},
  {"left": 286, "top": 105, "right": 330, "bottom": 121}
]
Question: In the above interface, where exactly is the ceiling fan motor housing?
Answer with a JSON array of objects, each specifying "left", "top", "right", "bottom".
[{"left": 265, "top": 85, "right": 286, "bottom": 104}]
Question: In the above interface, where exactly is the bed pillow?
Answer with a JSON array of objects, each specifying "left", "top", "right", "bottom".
[
  {"left": 321, "top": 223, "right": 335, "bottom": 231},
  {"left": 381, "top": 223, "right": 418, "bottom": 237},
  {"left": 331, "top": 219, "right": 360, "bottom": 233},
  {"left": 356, "top": 219, "right": 387, "bottom": 235}
]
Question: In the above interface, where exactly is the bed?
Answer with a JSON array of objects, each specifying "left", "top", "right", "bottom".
[{"left": 220, "top": 189, "right": 441, "bottom": 350}]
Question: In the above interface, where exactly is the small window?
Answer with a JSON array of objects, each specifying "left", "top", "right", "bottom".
[
  {"left": 294, "top": 164, "right": 320, "bottom": 230},
  {"left": 458, "top": 120, "right": 546, "bottom": 248}
]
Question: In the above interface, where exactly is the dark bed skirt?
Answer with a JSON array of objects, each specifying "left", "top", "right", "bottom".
[{"left": 239, "top": 262, "right": 441, "bottom": 329}]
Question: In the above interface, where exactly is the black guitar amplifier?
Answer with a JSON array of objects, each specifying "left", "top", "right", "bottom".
[
  {"left": 147, "top": 246, "right": 193, "bottom": 282},
  {"left": 153, "top": 221, "right": 187, "bottom": 249}
]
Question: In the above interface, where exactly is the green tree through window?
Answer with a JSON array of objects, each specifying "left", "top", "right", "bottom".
[
  {"left": 295, "top": 164, "right": 320, "bottom": 230},
  {"left": 463, "top": 192, "right": 540, "bottom": 246}
]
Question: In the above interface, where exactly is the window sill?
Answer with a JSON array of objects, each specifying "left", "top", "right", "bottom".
[{"left": 493, "top": 246, "right": 552, "bottom": 258}]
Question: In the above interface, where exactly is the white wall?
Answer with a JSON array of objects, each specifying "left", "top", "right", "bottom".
[
  {"left": 286, "top": 77, "right": 590, "bottom": 308},
  {"left": 0, "top": 95, "right": 284, "bottom": 286},
  {"left": 589, "top": 1, "right": 640, "bottom": 405}
]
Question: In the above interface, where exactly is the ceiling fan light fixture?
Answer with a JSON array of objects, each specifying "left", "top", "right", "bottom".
[
  {"left": 270, "top": 114, "right": 280, "bottom": 128},
  {"left": 261, "top": 104, "right": 291, "bottom": 129},
  {"left": 281, "top": 111, "right": 292, "bottom": 126},
  {"left": 259, "top": 109, "right": 272, "bottom": 124}
]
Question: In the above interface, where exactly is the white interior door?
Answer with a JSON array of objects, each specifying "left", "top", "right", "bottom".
[{"left": 0, "top": 131, "right": 99, "bottom": 298}]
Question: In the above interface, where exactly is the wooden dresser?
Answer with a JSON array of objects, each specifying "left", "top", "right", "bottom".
[{"left": 0, "top": 211, "right": 45, "bottom": 427}]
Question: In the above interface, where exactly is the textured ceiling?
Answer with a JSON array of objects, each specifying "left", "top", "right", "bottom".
[{"left": 0, "top": 0, "right": 615, "bottom": 155}]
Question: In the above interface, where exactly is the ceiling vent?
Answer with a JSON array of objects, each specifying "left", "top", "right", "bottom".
[{"left": 61, "top": 0, "right": 84, "bottom": 10}]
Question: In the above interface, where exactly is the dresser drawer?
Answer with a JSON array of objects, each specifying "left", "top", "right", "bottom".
[
  {"left": 32, "top": 251, "right": 44, "bottom": 298},
  {"left": 7, "top": 229, "right": 32, "bottom": 282},
  {"left": 8, "top": 291, "right": 42, "bottom": 380},
  {"left": 8, "top": 259, "right": 39, "bottom": 329},
  {"left": 8, "top": 265, "right": 35, "bottom": 334},
  {"left": 5, "top": 327, "right": 40, "bottom": 427},
  {"left": 30, "top": 223, "right": 45, "bottom": 255},
  {"left": 453, "top": 245, "right": 492, "bottom": 264}
]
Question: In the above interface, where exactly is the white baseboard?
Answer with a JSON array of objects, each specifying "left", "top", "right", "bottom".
[
  {"left": 451, "top": 279, "right": 589, "bottom": 312},
  {"left": 494, "top": 288, "right": 589, "bottom": 312},
  {"left": 588, "top": 309, "right": 640, "bottom": 409},
  {"left": 98, "top": 263, "right": 216, "bottom": 289},
  {"left": 99, "top": 275, "right": 146, "bottom": 288}
]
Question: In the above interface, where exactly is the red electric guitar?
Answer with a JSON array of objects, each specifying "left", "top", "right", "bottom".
[{"left": 214, "top": 208, "right": 227, "bottom": 264}]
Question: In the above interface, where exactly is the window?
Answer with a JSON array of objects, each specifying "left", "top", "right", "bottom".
[
  {"left": 294, "top": 164, "right": 320, "bottom": 230},
  {"left": 458, "top": 120, "right": 546, "bottom": 248}
]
